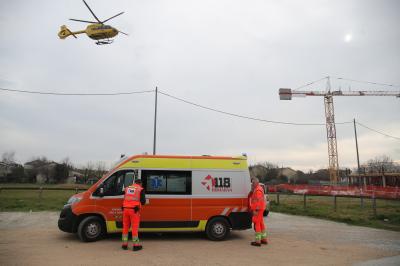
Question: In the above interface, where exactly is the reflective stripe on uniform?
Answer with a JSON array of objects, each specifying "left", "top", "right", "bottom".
[{"left": 261, "top": 231, "right": 267, "bottom": 239}]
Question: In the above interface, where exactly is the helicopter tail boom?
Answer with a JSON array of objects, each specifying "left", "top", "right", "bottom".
[{"left": 58, "top": 25, "right": 84, "bottom": 39}]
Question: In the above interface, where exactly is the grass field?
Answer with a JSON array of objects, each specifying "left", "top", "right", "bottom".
[
  {"left": 0, "top": 183, "right": 90, "bottom": 189},
  {"left": 270, "top": 194, "right": 400, "bottom": 231},
  {"left": 0, "top": 189, "right": 79, "bottom": 212}
]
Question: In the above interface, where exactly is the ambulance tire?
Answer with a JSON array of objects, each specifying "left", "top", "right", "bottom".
[
  {"left": 206, "top": 217, "right": 230, "bottom": 241},
  {"left": 77, "top": 216, "right": 105, "bottom": 242}
]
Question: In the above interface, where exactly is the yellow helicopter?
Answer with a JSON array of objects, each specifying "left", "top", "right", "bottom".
[{"left": 58, "top": 0, "right": 127, "bottom": 45}]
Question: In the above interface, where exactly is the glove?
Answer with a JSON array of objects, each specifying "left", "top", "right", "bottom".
[{"left": 134, "top": 206, "right": 140, "bottom": 213}]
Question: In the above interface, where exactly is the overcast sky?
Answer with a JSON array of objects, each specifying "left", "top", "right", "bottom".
[{"left": 0, "top": 0, "right": 399, "bottom": 171}]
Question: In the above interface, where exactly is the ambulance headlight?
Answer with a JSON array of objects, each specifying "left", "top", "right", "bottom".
[{"left": 65, "top": 196, "right": 82, "bottom": 207}]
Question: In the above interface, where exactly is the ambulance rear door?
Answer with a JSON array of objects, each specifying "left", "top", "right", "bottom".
[{"left": 191, "top": 170, "right": 249, "bottom": 221}]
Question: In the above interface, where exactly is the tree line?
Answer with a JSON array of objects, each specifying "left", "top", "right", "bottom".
[
  {"left": 249, "top": 155, "right": 400, "bottom": 185},
  {"left": 1, "top": 151, "right": 398, "bottom": 184}
]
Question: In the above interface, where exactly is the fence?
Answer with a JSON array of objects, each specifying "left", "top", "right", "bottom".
[
  {"left": 268, "top": 184, "right": 400, "bottom": 199},
  {"left": 269, "top": 192, "right": 400, "bottom": 219}
]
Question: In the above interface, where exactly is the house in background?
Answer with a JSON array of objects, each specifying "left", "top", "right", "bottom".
[
  {"left": 65, "top": 171, "right": 84, "bottom": 184},
  {"left": 0, "top": 161, "right": 24, "bottom": 183},
  {"left": 24, "top": 160, "right": 58, "bottom": 183},
  {"left": 277, "top": 167, "right": 297, "bottom": 182}
]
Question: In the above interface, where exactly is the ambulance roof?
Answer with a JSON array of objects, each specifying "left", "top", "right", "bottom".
[{"left": 112, "top": 154, "right": 248, "bottom": 172}]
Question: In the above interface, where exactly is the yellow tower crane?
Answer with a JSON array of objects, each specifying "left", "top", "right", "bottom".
[{"left": 279, "top": 77, "right": 400, "bottom": 184}]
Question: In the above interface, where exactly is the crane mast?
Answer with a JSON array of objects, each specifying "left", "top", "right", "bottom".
[
  {"left": 279, "top": 78, "right": 399, "bottom": 184},
  {"left": 324, "top": 94, "right": 339, "bottom": 183}
]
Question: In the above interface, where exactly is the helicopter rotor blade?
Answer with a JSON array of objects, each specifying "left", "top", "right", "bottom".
[
  {"left": 82, "top": 0, "right": 102, "bottom": 23},
  {"left": 101, "top": 12, "right": 124, "bottom": 23},
  {"left": 118, "top": 30, "right": 128, "bottom": 36},
  {"left": 70, "top": 18, "right": 98, "bottom": 24}
]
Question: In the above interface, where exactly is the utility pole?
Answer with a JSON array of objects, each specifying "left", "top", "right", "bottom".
[
  {"left": 353, "top": 118, "right": 361, "bottom": 173},
  {"left": 353, "top": 118, "right": 361, "bottom": 186},
  {"left": 153, "top": 87, "right": 158, "bottom": 155}
]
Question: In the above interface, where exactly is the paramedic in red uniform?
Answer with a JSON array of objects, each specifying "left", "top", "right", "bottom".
[
  {"left": 122, "top": 179, "right": 146, "bottom": 251},
  {"left": 249, "top": 177, "right": 267, "bottom": 246}
]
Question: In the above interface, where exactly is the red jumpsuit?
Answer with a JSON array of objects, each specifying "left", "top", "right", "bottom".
[
  {"left": 122, "top": 183, "right": 143, "bottom": 248},
  {"left": 250, "top": 184, "right": 267, "bottom": 244}
]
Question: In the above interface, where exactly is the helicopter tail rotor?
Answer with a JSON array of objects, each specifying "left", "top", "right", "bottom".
[
  {"left": 118, "top": 30, "right": 128, "bottom": 36},
  {"left": 58, "top": 25, "right": 78, "bottom": 39}
]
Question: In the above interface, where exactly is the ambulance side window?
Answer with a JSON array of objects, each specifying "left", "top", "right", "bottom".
[
  {"left": 96, "top": 170, "right": 136, "bottom": 196},
  {"left": 101, "top": 173, "right": 119, "bottom": 196},
  {"left": 142, "top": 170, "right": 192, "bottom": 195},
  {"left": 124, "top": 172, "right": 136, "bottom": 188}
]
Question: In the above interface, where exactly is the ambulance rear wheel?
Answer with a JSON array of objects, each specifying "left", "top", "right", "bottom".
[
  {"left": 206, "top": 217, "right": 230, "bottom": 241},
  {"left": 77, "top": 216, "right": 105, "bottom": 242}
]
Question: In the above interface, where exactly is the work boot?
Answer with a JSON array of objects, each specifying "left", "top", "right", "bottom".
[
  {"left": 261, "top": 239, "right": 268, "bottom": 245},
  {"left": 133, "top": 245, "right": 143, "bottom": 251},
  {"left": 121, "top": 244, "right": 128, "bottom": 250},
  {"left": 251, "top": 241, "right": 261, "bottom": 247}
]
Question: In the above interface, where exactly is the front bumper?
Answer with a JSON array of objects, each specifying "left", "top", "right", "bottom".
[{"left": 58, "top": 205, "right": 78, "bottom": 233}]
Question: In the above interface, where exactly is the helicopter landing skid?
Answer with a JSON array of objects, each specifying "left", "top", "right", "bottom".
[{"left": 95, "top": 39, "right": 114, "bottom": 45}]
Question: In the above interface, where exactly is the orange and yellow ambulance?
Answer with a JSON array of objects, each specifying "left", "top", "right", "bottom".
[{"left": 58, "top": 154, "right": 252, "bottom": 242}]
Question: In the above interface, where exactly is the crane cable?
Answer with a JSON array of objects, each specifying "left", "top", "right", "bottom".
[
  {"left": 333, "top": 77, "right": 400, "bottom": 88},
  {"left": 293, "top": 76, "right": 400, "bottom": 91}
]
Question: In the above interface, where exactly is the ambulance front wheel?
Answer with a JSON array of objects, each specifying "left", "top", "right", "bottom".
[
  {"left": 77, "top": 216, "right": 105, "bottom": 242},
  {"left": 206, "top": 217, "right": 230, "bottom": 241}
]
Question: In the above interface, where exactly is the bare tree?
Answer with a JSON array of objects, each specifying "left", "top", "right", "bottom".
[
  {"left": 1, "top": 151, "right": 16, "bottom": 163},
  {"left": 362, "top": 155, "right": 399, "bottom": 173},
  {"left": 83, "top": 161, "right": 95, "bottom": 183},
  {"left": 29, "top": 156, "right": 48, "bottom": 163},
  {"left": 95, "top": 161, "right": 107, "bottom": 178}
]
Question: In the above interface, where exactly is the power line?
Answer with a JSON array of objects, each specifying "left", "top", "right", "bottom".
[
  {"left": 356, "top": 122, "right": 400, "bottom": 141},
  {"left": 0, "top": 85, "right": 347, "bottom": 125},
  {"left": 2, "top": 86, "right": 396, "bottom": 132},
  {"left": 0, "top": 87, "right": 155, "bottom": 96},
  {"left": 158, "top": 90, "right": 352, "bottom": 126}
]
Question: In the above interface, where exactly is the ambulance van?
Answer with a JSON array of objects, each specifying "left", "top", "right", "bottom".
[{"left": 58, "top": 154, "right": 252, "bottom": 242}]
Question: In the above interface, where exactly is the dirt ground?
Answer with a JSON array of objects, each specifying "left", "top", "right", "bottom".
[{"left": 0, "top": 212, "right": 399, "bottom": 266}]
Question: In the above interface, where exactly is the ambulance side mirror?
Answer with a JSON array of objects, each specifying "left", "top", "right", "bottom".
[{"left": 97, "top": 184, "right": 104, "bottom": 197}]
